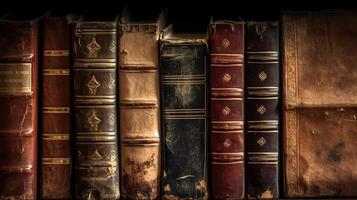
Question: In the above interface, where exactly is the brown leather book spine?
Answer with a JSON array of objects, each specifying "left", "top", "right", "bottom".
[
  {"left": 72, "top": 20, "right": 120, "bottom": 199},
  {"left": 118, "top": 14, "right": 164, "bottom": 199},
  {"left": 209, "top": 21, "right": 245, "bottom": 199},
  {"left": 0, "top": 19, "right": 38, "bottom": 199},
  {"left": 40, "top": 16, "right": 75, "bottom": 199},
  {"left": 245, "top": 21, "right": 280, "bottom": 199}
]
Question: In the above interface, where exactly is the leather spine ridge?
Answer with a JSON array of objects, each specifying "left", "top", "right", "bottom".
[
  {"left": 209, "top": 21, "right": 245, "bottom": 199},
  {"left": 72, "top": 18, "right": 120, "bottom": 200}
]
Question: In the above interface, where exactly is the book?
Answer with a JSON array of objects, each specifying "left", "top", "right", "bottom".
[
  {"left": 245, "top": 21, "right": 280, "bottom": 199},
  {"left": 283, "top": 11, "right": 357, "bottom": 197},
  {"left": 209, "top": 20, "right": 245, "bottom": 199},
  {"left": 0, "top": 16, "right": 38, "bottom": 199},
  {"left": 118, "top": 10, "right": 165, "bottom": 199},
  {"left": 160, "top": 27, "right": 209, "bottom": 199},
  {"left": 72, "top": 17, "right": 120, "bottom": 199},
  {"left": 40, "top": 15, "right": 75, "bottom": 199}
]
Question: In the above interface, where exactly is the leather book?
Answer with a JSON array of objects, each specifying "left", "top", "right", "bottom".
[
  {"left": 160, "top": 27, "right": 209, "bottom": 199},
  {"left": 283, "top": 11, "right": 357, "bottom": 198},
  {"left": 0, "top": 17, "right": 38, "bottom": 199},
  {"left": 40, "top": 15, "right": 76, "bottom": 199},
  {"left": 245, "top": 21, "right": 279, "bottom": 199},
  {"left": 72, "top": 18, "right": 120, "bottom": 199},
  {"left": 118, "top": 11, "right": 165, "bottom": 200},
  {"left": 209, "top": 21, "right": 245, "bottom": 199}
]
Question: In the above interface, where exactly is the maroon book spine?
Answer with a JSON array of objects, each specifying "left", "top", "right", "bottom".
[
  {"left": 209, "top": 21, "right": 245, "bottom": 199},
  {"left": 40, "top": 16, "right": 75, "bottom": 199},
  {"left": 0, "top": 19, "right": 38, "bottom": 199}
]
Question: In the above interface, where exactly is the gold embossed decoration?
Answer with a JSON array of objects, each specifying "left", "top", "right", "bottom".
[
  {"left": 222, "top": 73, "right": 232, "bottom": 82},
  {"left": 87, "top": 75, "right": 101, "bottom": 95},
  {"left": 88, "top": 110, "right": 102, "bottom": 131},
  {"left": 258, "top": 71, "right": 267, "bottom": 81},
  {"left": 222, "top": 106, "right": 231, "bottom": 116},
  {"left": 89, "top": 149, "right": 103, "bottom": 161},
  {"left": 257, "top": 105, "right": 267, "bottom": 115},
  {"left": 87, "top": 37, "right": 101, "bottom": 58},
  {"left": 223, "top": 139, "right": 232, "bottom": 148},
  {"left": 257, "top": 137, "right": 267, "bottom": 146},
  {"left": 110, "top": 40, "right": 116, "bottom": 53},
  {"left": 108, "top": 73, "right": 115, "bottom": 89},
  {"left": 222, "top": 38, "right": 230, "bottom": 48}
]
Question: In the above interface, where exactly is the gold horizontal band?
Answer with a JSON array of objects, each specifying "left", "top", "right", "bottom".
[
  {"left": 247, "top": 130, "right": 278, "bottom": 133},
  {"left": 43, "top": 107, "right": 70, "bottom": 113},
  {"left": 246, "top": 61, "right": 278, "bottom": 64},
  {"left": 212, "top": 130, "right": 243, "bottom": 134},
  {"left": 211, "top": 97, "right": 243, "bottom": 100},
  {"left": 247, "top": 51, "right": 278, "bottom": 54},
  {"left": 212, "top": 152, "right": 243, "bottom": 155},
  {"left": 247, "top": 120, "right": 278, "bottom": 123},
  {"left": 76, "top": 136, "right": 117, "bottom": 141},
  {"left": 44, "top": 50, "right": 69, "bottom": 57},
  {"left": 248, "top": 152, "right": 278, "bottom": 155},
  {"left": 77, "top": 142, "right": 117, "bottom": 144},
  {"left": 247, "top": 97, "right": 278, "bottom": 100},
  {"left": 211, "top": 64, "right": 243, "bottom": 67},
  {"left": 211, "top": 88, "right": 243, "bottom": 91},
  {"left": 74, "top": 32, "right": 116, "bottom": 35},
  {"left": 43, "top": 69, "right": 70, "bottom": 75},
  {"left": 212, "top": 121, "right": 244, "bottom": 124},
  {"left": 42, "top": 158, "right": 71, "bottom": 165},
  {"left": 42, "top": 134, "right": 70, "bottom": 140},
  {"left": 247, "top": 86, "right": 279, "bottom": 89}
]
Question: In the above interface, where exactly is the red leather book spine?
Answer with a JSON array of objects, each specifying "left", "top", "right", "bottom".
[
  {"left": 209, "top": 21, "right": 245, "bottom": 199},
  {"left": 0, "top": 19, "right": 38, "bottom": 199},
  {"left": 40, "top": 16, "right": 74, "bottom": 199}
]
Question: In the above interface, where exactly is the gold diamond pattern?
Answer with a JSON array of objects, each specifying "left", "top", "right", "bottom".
[
  {"left": 88, "top": 110, "right": 102, "bottom": 131},
  {"left": 222, "top": 38, "right": 230, "bottom": 48},
  {"left": 258, "top": 71, "right": 267, "bottom": 81},
  {"left": 257, "top": 105, "right": 267, "bottom": 115},
  {"left": 87, "top": 75, "right": 101, "bottom": 95},
  {"left": 223, "top": 139, "right": 232, "bottom": 148},
  {"left": 222, "top": 73, "right": 232, "bottom": 82},
  {"left": 222, "top": 106, "right": 231, "bottom": 116},
  {"left": 87, "top": 37, "right": 101, "bottom": 58},
  {"left": 89, "top": 149, "right": 103, "bottom": 161},
  {"left": 257, "top": 137, "right": 267, "bottom": 146}
]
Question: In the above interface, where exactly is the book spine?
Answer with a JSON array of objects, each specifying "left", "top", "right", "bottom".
[
  {"left": 40, "top": 16, "right": 73, "bottom": 199},
  {"left": 0, "top": 20, "right": 38, "bottom": 199},
  {"left": 118, "top": 23, "right": 161, "bottom": 199},
  {"left": 72, "top": 21, "right": 120, "bottom": 199},
  {"left": 245, "top": 21, "right": 280, "bottom": 199},
  {"left": 161, "top": 41, "right": 208, "bottom": 199},
  {"left": 209, "top": 21, "right": 245, "bottom": 199}
]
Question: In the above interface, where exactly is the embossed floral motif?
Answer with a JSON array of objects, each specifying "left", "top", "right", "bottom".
[
  {"left": 87, "top": 75, "right": 101, "bottom": 95},
  {"left": 87, "top": 37, "right": 101, "bottom": 58},
  {"left": 222, "top": 106, "right": 231, "bottom": 116},
  {"left": 222, "top": 73, "right": 232, "bottom": 82},
  {"left": 222, "top": 38, "right": 230, "bottom": 48},
  {"left": 258, "top": 71, "right": 267, "bottom": 81},
  {"left": 257, "top": 137, "right": 267, "bottom": 146},
  {"left": 257, "top": 105, "right": 267, "bottom": 115},
  {"left": 89, "top": 149, "right": 103, "bottom": 161},
  {"left": 223, "top": 139, "right": 232, "bottom": 148},
  {"left": 88, "top": 110, "right": 102, "bottom": 131}
]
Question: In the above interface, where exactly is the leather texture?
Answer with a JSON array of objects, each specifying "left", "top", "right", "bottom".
[
  {"left": 245, "top": 21, "right": 280, "bottom": 199},
  {"left": 209, "top": 21, "right": 245, "bottom": 199},
  {"left": 40, "top": 16, "right": 75, "bottom": 199},
  {"left": 0, "top": 19, "right": 38, "bottom": 199},
  {"left": 161, "top": 33, "right": 208, "bottom": 200},
  {"left": 283, "top": 11, "right": 357, "bottom": 198},
  {"left": 118, "top": 13, "right": 164, "bottom": 200},
  {"left": 72, "top": 19, "right": 120, "bottom": 200}
]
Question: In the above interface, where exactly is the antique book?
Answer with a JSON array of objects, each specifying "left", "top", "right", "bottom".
[
  {"left": 209, "top": 20, "right": 245, "bottom": 199},
  {"left": 118, "top": 10, "right": 165, "bottom": 199},
  {"left": 0, "top": 17, "right": 38, "bottom": 199},
  {"left": 72, "top": 17, "right": 120, "bottom": 199},
  {"left": 245, "top": 21, "right": 280, "bottom": 199},
  {"left": 160, "top": 26, "right": 209, "bottom": 199},
  {"left": 40, "top": 15, "right": 76, "bottom": 199},
  {"left": 283, "top": 11, "right": 357, "bottom": 198}
]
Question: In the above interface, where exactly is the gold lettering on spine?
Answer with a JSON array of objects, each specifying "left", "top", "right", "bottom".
[
  {"left": 0, "top": 63, "right": 32, "bottom": 93},
  {"left": 42, "top": 158, "right": 71, "bottom": 165},
  {"left": 44, "top": 50, "right": 69, "bottom": 56}
]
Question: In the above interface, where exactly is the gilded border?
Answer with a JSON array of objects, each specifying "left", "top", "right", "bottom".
[
  {"left": 285, "top": 110, "right": 298, "bottom": 196},
  {"left": 284, "top": 15, "right": 297, "bottom": 109}
]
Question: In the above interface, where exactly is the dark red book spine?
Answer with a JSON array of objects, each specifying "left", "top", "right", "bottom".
[
  {"left": 0, "top": 19, "right": 38, "bottom": 199},
  {"left": 209, "top": 21, "right": 245, "bottom": 199},
  {"left": 40, "top": 16, "right": 75, "bottom": 199}
]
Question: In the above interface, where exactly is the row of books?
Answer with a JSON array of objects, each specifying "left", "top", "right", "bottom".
[{"left": 0, "top": 9, "right": 356, "bottom": 200}]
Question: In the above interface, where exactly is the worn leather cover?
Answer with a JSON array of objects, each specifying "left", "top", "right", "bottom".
[
  {"left": 118, "top": 12, "right": 164, "bottom": 199},
  {"left": 283, "top": 12, "right": 357, "bottom": 197},
  {"left": 0, "top": 19, "right": 38, "bottom": 199},
  {"left": 40, "top": 15, "right": 75, "bottom": 199},
  {"left": 72, "top": 19, "right": 120, "bottom": 199},
  {"left": 161, "top": 31, "right": 208, "bottom": 199},
  {"left": 209, "top": 21, "right": 245, "bottom": 199},
  {"left": 246, "top": 21, "right": 279, "bottom": 199}
]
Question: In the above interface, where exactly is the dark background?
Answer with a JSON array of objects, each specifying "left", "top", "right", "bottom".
[{"left": 1, "top": 0, "right": 357, "bottom": 32}]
